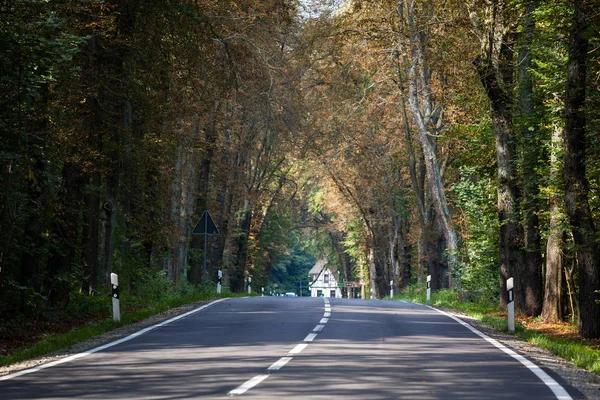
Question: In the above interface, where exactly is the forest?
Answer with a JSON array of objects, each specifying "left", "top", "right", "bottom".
[{"left": 1, "top": 0, "right": 600, "bottom": 345}]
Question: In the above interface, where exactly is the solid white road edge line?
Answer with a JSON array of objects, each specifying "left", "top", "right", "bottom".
[
  {"left": 304, "top": 333, "right": 317, "bottom": 342},
  {"left": 229, "top": 374, "right": 270, "bottom": 396},
  {"left": 267, "top": 357, "right": 293, "bottom": 371},
  {"left": 288, "top": 343, "right": 308, "bottom": 355},
  {"left": 0, "top": 298, "right": 227, "bottom": 382},
  {"left": 427, "top": 306, "right": 572, "bottom": 400}
]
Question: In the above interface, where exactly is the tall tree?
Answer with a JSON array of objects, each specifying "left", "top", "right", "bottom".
[
  {"left": 469, "top": 0, "right": 524, "bottom": 311},
  {"left": 517, "top": 1, "right": 543, "bottom": 316},
  {"left": 562, "top": 0, "right": 600, "bottom": 338}
]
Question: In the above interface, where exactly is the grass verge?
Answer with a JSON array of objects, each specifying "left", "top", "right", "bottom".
[{"left": 396, "top": 286, "right": 600, "bottom": 375}]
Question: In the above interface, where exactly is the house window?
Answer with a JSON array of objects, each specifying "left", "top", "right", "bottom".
[
  {"left": 324, "top": 274, "right": 329, "bottom": 283},
  {"left": 330, "top": 290, "right": 336, "bottom": 298},
  {"left": 317, "top": 290, "right": 322, "bottom": 297}
]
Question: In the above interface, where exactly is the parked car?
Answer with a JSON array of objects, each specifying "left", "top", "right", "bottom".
[{"left": 284, "top": 292, "right": 296, "bottom": 297}]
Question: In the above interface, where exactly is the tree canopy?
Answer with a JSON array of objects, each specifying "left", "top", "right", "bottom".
[{"left": 1, "top": 0, "right": 600, "bottom": 338}]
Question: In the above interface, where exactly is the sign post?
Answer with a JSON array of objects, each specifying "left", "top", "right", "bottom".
[
  {"left": 359, "top": 277, "right": 365, "bottom": 300},
  {"left": 217, "top": 269, "right": 222, "bottom": 294},
  {"left": 111, "top": 273, "right": 120, "bottom": 323},
  {"left": 390, "top": 280, "right": 394, "bottom": 299},
  {"left": 507, "top": 277, "right": 515, "bottom": 333},
  {"left": 248, "top": 276, "right": 252, "bottom": 295},
  {"left": 426, "top": 275, "right": 431, "bottom": 302},
  {"left": 192, "top": 211, "right": 219, "bottom": 285}
]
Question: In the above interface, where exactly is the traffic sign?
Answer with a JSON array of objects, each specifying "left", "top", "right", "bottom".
[
  {"left": 193, "top": 211, "right": 219, "bottom": 235},
  {"left": 359, "top": 278, "right": 365, "bottom": 286}
]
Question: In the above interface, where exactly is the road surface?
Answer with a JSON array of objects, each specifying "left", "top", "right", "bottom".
[{"left": 0, "top": 297, "right": 579, "bottom": 399}]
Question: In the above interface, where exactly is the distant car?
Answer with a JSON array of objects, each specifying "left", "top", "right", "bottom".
[{"left": 284, "top": 292, "right": 296, "bottom": 297}]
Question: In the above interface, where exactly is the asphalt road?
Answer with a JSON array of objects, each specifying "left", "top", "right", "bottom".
[{"left": 0, "top": 297, "right": 580, "bottom": 399}]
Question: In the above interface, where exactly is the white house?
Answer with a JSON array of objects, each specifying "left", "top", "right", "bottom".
[{"left": 309, "top": 259, "right": 342, "bottom": 298}]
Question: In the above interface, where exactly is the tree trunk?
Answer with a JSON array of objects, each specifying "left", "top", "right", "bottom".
[
  {"left": 403, "top": 0, "right": 459, "bottom": 285},
  {"left": 541, "top": 124, "right": 566, "bottom": 322},
  {"left": 541, "top": 204, "right": 565, "bottom": 321},
  {"left": 518, "top": 2, "right": 543, "bottom": 316},
  {"left": 82, "top": 170, "right": 101, "bottom": 295},
  {"left": 167, "top": 118, "right": 199, "bottom": 284},
  {"left": 562, "top": 0, "right": 600, "bottom": 338},
  {"left": 474, "top": 48, "right": 523, "bottom": 311},
  {"left": 190, "top": 102, "right": 219, "bottom": 285}
]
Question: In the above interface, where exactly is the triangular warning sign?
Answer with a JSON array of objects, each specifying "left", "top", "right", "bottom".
[{"left": 193, "top": 211, "right": 219, "bottom": 235}]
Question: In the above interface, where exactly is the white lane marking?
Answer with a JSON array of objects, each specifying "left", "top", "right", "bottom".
[
  {"left": 304, "top": 333, "right": 317, "bottom": 342},
  {"left": 320, "top": 318, "right": 329, "bottom": 324},
  {"left": 427, "top": 306, "right": 572, "bottom": 400},
  {"left": 288, "top": 343, "right": 308, "bottom": 355},
  {"left": 323, "top": 312, "right": 331, "bottom": 318},
  {"left": 313, "top": 325, "right": 324, "bottom": 332},
  {"left": 267, "top": 357, "right": 293, "bottom": 371},
  {"left": 0, "top": 298, "right": 227, "bottom": 382},
  {"left": 229, "top": 374, "right": 270, "bottom": 396},
  {"left": 324, "top": 307, "right": 331, "bottom": 312}
]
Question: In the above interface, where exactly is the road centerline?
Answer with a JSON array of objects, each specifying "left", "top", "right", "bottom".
[
  {"left": 228, "top": 374, "right": 270, "bottom": 396},
  {"left": 267, "top": 357, "right": 293, "bottom": 371},
  {"left": 229, "top": 297, "right": 331, "bottom": 396}
]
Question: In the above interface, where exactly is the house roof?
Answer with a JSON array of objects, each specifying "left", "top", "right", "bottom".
[{"left": 309, "top": 259, "right": 328, "bottom": 275}]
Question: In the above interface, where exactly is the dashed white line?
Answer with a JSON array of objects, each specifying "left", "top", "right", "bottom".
[
  {"left": 267, "top": 357, "right": 293, "bottom": 371},
  {"left": 304, "top": 333, "right": 318, "bottom": 342},
  {"left": 232, "top": 297, "right": 331, "bottom": 396},
  {"left": 229, "top": 374, "right": 270, "bottom": 396},
  {"left": 288, "top": 343, "right": 308, "bottom": 355}
]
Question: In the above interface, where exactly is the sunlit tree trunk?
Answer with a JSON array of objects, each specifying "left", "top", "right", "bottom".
[
  {"left": 400, "top": 0, "right": 459, "bottom": 286},
  {"left": 541, "top": 124, "right": 565, "bottom": 322}
]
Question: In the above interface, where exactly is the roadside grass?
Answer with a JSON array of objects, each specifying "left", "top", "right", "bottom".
[
  {"left": 0, "top": 286, "right": 248, "bottom": 369},
  {"left": 396, "top": 285, "right": 600, "bottom": 375}
]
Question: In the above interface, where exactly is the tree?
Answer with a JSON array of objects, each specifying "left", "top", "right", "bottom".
[
  {"left": 469, "top": 0, "right": 525, "bottom": 312},
  {"left": 562, "top": 0, "right": 600, "bottom": 338}
]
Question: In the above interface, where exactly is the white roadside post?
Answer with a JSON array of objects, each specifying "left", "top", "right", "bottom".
[
  {"left": 217, "top": 270, "right": 222, "bottom": 294},
  {"left": 111, "top": 273, "right": 120, "bottom": 323},
  {"left": 261, "top": 287, "right": 264, "bottom": 297},
  {"left": 390, "top": 280, "right": 394, "bottom": 299},
  {"left": 248, "top": 277, "right": 252, "bottom": 295},
  {"left": 426, "top": 275, "right": 431, "bottom": 302},
  {"left": 507, "top": 277, "right": 515, "bottom": 333}
]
